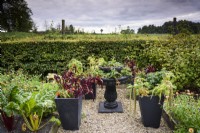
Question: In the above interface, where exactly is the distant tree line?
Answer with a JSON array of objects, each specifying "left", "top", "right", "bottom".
[{"left": 138, "top": 20, "right": 200, "bottom": 34}]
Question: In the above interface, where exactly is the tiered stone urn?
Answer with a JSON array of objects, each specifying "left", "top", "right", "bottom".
[{"left": 98, "top": 67, "right": 130, "bottom": 113}]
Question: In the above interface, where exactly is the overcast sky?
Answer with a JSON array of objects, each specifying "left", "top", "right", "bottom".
[{"left": 26, "top": 0, "right": 200, "bottom": 33}]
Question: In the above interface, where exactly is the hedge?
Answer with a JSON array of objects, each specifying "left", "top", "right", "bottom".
[
  {"left": 0, "top": 35, "right": 200, "bottom": 91},
  {"left": 0, "top": 40, "right": 149, "bottom": 75},
  {"left": 143, "top": 34, "right": 200, "bottom": 90}
]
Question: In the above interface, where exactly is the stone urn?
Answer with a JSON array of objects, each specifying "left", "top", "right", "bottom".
[{"left": 98, "top": 67, "right": 130, "bottom": 113}]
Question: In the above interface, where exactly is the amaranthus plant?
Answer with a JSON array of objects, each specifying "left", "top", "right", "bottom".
[{"left": 54, "top": 70, "right": 103, "bottom": 98}]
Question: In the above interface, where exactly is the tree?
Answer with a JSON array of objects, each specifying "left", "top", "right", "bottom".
[
  {"left": 56, "top": 23, "right": 61, "bottom": 31},
  {"left": 32, "top": 22, "right": 38, "bottom": 33},
  {"left": 100, "top": 29, "right": 103, "bottom": 34},
  {"left": 0, "top": 0, "right": 33, "bottom": 32},
  {"left": 49, "top": 20, "right": 57, "bottom": 32},
  {"left": 44, "top": 20, "right": 49, "bottom": 31},
  {"left": 69, "top": 24, "right": 74, "bottom": 34},
  {"left": 121, "top": 26, "right": 134, "bottom": 34},
  {"left": 64, "top": 24, "right": 76, "bottom": 34}
]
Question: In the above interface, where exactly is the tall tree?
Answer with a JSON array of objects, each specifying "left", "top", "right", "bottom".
[
  {"left": 69, "top": 24, "right": 74, "bottom": 34},
  {"left": 0, "top": 0, "right": 33, "bottom": 32},
  {"left": 100, "top": 29, "right": 103, "bottom": 34},
  {"left": 121, "top": 26, "right": 134, "bottom": 34},
  {"left": 44, "top": 20, "right": 49, "bottom": 31}
]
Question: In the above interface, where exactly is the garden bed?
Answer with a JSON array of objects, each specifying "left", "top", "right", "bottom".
[{"left": 163, "top": 94, "right": 200, "bottom": 132}]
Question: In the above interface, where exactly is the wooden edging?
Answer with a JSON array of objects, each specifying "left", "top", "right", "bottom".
[{"left": 162, "top": 109, "right": 176, "bottom": 130}]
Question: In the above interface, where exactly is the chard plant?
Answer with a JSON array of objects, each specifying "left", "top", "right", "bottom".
[
  {"left": 0, "top": 85, "right": 20, "bottom": 131},
  {"left": 0, "top": 71, "right": 28, "bottom": 131},
  {"left": 0, "top": 71, "right": 60, "bottom": 132},
  {"left": 17, "top": 83, "right": 60, "bottom": 132}
]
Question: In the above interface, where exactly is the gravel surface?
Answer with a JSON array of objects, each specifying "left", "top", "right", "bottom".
[{"left": 58, "top": 85, "right": 172, "bottom": 133}]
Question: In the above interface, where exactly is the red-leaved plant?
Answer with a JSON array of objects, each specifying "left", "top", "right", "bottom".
[
  {"left": 124, "top": 59, "right": 137, "bottom": 77},
  {"left": 145, "top": 65, "right": 156, "bottom": 74},
  {"left": 54, "top": 70, "right": 103, "bottom": 99}
]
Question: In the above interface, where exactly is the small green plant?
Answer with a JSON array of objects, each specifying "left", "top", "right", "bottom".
[
  {"left": 97, "top": 57, "right": 107, "bottom": 67},
  {"left": 86, "top": 56, "right": 104, "bottom": 77},
  {"left": 120, "top": 66, "right": 132, "bottom": 76},
  {"left": 98, "top": 57, "right": 123, "bottom": 68},
  {"left": 97, "top": 57, "right": 132, "bottom": 85},
  {"left": 104, "top": 68, "right": 121, "bottom": 79},
  {"left": 67, "top": 58, "right": 83, "bottom": 76}
]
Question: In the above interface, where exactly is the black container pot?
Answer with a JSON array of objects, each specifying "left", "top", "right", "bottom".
[
  {"left": 85, "top": 83, "right": 96, "bottom": 100},
  {"left": 0, "top": 115, "right": 60, "bottom": 133},
  {"left": 99, "top": 66, "right": 123, "bottom": 73},
  {"left": 55, "top": 97, "right": 82, "bottom": 130},
  {"left": 139, "top": 95, "right": 164, "bottom": 128},
  {"left": 102, "top": 76, "right": 131, "bottom": 86},
  {"left": 0, "top": 111, "right": 14, "bottom": 132}
]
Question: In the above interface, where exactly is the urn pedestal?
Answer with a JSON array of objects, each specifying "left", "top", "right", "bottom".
[{"left": 98, "top": 76, "right": 130, "bottom": 113}]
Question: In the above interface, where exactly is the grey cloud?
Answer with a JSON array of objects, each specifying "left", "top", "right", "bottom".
[{"left": 26, "top": 0, "right": 200, "bottom": 31}]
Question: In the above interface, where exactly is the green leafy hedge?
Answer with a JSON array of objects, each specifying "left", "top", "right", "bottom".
[
  {"left": 0, "top": 40, "right": 148, "bottom": 76},
  {"left": 0, "top": 35, "right": 200, "bottom": 90},
  {"left": 143, "top": 34, "right": 200, "bottom": 90}
]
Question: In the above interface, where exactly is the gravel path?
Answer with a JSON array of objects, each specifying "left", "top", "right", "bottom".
[{"left": 58, "top": 85, "right": 172, "bottom": 133}]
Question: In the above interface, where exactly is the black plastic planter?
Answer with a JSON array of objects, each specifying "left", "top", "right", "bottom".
[
  {"left": 0, "top": 115, "right": 59, "bottom": 133},
  {"left": 85, "top": 83, "right": 96, "bottom": 100},
  {"left": 0, "top": 111, "right": 14, "bottom": 132},
  {"left": 139, "top": 96, "right": 164, "bottom": 128},
  {"left": 55, "top": 97, "right": 82, "bottom": 130},
  {"left": 99, "top": 66, "right": 123, "bottom": 73}
]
